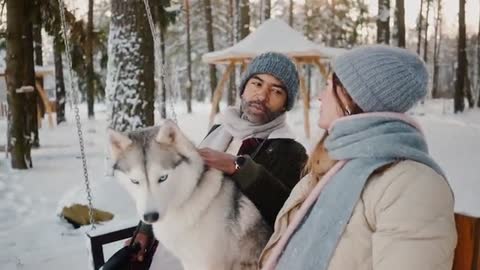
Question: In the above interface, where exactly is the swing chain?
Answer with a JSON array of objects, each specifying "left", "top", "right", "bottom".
[
  {"left": 142, "top": 0, "right": 177, "bottom": 122},
  {"left": 57, "top": 0, "right": 96, "bottom": 230}
]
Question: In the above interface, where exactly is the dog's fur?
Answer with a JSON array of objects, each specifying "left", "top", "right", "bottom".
[{"left": 108, "top": 120, "right": 271, "bottom": 270}]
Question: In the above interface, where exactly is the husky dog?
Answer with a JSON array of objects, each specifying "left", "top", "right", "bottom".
[{"left": 108, "top": 120, "right": 271, "bottom": 270}]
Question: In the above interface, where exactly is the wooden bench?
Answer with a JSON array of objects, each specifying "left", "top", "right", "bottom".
[
  {"left": 453, "top": 213, "right": 480, "bottom": 270},
  {"left": 87, "top": 213, "right": 480, "bottom": 270}
]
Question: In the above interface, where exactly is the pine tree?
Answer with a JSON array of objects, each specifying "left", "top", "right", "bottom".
[
  {"left": 376, "top": 0, "right": 390, "bottom": 44},
  {"left": 454, "top": 0, "right": 466, "bottom": 113},
  {"left": 107, "top": 0, "right": 155, "bottom": 131},
  {"left": 432, "top": 0, "right": 442, "bottom": 98},
  {"left": 185, "top": 0, "right": 193, "bottom": 113},
  {"left": 6, "top": 0, "right": 35, "bottom": 168},
  {"left": 53, "top": 37, "right": 66, "bottom": 124},
  {"left": 203, "top": 0, "right": 218, "bottom": 105},
  {"left": 393, "top": 0, "right": 405, "bottom": 47},
  {"left": 86, "top": 0, "right": 95, "bottom": 119},
  {"left": 417, "top": 0, "right": 424, "bottom": 54},
  {"left": 32, "top": 0, "right": 42, "bottom": 147},
  {"left": 423, "top": 0, "right": 432, "bottom": 62},
  {"left": 477, "top": 1, "right": 480, "bottom": 108}
]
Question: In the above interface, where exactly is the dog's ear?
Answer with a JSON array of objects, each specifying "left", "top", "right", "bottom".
[
  {"left": 155, "top": 119, "right": 178, "bottom": 145},
  {"left": 108, "top": 129, "right": 132, "bottom": 160}
]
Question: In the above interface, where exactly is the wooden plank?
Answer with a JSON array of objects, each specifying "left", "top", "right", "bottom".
[
  {"left": 209, "top": 62, "right": 235, "bottom": 127},
  {"left": 86, "top": 226, "right": 137, "bottom": 270},
  {"left": 453, "top": 213, "right": 480, "bottom": 270}
]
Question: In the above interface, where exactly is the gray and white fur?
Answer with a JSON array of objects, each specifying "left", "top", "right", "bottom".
[{"left": 108, "top": 120, "right": 271, "bottom": 270}]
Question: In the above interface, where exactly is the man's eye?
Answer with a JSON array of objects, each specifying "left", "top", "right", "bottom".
[{"left": 273, "top": 89, "right": 284, "bottom": 95}]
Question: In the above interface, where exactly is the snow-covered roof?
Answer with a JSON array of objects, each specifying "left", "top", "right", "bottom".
[{"left": 202, "top": 18, "right": 347, "bottom": 64}]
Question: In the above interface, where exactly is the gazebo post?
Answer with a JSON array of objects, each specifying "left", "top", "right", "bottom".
[
  {"left": 313, "top": 58, "right": 329, "bottom": 80},
  {"left": 295, "top": 59, "right": 311, "bottom": 139},
  {"left": 35, "top": 80, "right": 54, "bottom": 128},
  {"left": 241, "top": 60, "right": 247, "bottom": 74},
  {"left": 209, "top": 61, "right": 235, "bottom": 127}
]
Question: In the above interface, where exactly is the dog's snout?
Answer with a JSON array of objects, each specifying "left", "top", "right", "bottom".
[{"left": 143, "top": 212, "right": 160, "bottom": 223}]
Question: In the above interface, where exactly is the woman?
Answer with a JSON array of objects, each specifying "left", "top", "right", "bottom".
[{"left": 258, "top": 45, "right": 457, "bottom": 270}]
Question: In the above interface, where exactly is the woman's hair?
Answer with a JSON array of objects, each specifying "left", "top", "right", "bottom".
[
  {"left": 331, "top": 73, "right": 363, "bottom": 116},
  {"left": 304, "top": 73, "right": 363, "bottom": 177}
]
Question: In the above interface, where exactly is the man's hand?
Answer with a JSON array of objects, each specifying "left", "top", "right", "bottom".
[
  {"left": 124, "top": 231, "right": 150, "bottom": 262},
  {"left": 198, "top": 148, "right": 236, "bottom": 175}
]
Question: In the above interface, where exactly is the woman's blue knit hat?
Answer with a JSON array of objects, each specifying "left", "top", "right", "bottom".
[
  {"left": 332, "top": 45, "right": 428, "bottom": 113},
  {"left": 239, "top": 52, "right": 299, "bottom": 111}
]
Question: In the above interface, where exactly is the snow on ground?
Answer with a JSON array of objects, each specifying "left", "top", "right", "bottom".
[{"left": 0, "top": 99, "right": 479, "bottom": 270}]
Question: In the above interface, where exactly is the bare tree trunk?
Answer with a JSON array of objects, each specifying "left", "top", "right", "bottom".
[
  {"left": 32, "top": 0, "right": 42, "bottom": 147},
  {"left": 376, "top": 0, "right": 390, "bottom": 44},
  {"left": 454, "top": 0, "right": 466, "bottom": 113},
  {"left": 417, "top": 0, "right": 424, "bottom": 54},
  {"left": 54, "top": 37, "right": 66, "bottom": 124},
  {"left": 6, "top": 0, "right": 35, "bottom": 169},
  {"left": 432, "top": 0, "right": 442, "bottom": 98},
  {"left": 394, "top": 0, "right": 405, "bottom": 47},
  {"left": 465, "top": 70, "right": 474, "bottom": 107},
  {"left": 329, "top": 0, "right": 337, "bottom": 47},
  {"left": 289, "top": 0, "right": 294, "bottom": 26},
  {"left": 108, "top": 0, "right": 154, "bottom": 131},
  {"left": 227, "top": 0, "right": 236, "bottom": 106},
  {"left": 423, "top": 0, "right": 431, "bottom": 62},
  {"left": 203, "top": 0, "right": 218, "bottom": 110},
  {"left": 264, "top": 0, "right": 271, "bottom": 21},
  {"left": 86, "top": 0, "right": 95, "bottom": 119},
  {"left": 477, "top": 0, "right": 480, "bottom": 107},
  {"left": 239, "top": 0, "right": 250, "bottom": 39},
  {"left": 22, "top": 1, "right": 36, "bottom": 167},
  {"left": 185, "top": 0, "right": 193, "bottom": 113},
  {"left": 159, "top": 26, "right": 167, "bottom": 119}
]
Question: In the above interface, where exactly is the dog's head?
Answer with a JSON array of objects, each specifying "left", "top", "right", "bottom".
[{"left": 108, "top": 120, "right": 204, "bottom": 224}]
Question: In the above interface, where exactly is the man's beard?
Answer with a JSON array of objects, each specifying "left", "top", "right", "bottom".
[{"left": 240, "top": 99, "right": 284, "bottom": 124}]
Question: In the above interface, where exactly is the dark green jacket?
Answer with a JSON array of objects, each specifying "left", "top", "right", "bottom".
[
  {"left": 139, "top": 125, "right": 307, "bottom": 233},
  {"left": 231, "top": 137, "right": 307, "bottom": 227}
]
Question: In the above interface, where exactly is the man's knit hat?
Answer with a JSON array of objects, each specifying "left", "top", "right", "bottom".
[
  {"left": 332, "top": 45, "right": 428, "bottom": 113},
  {"left": 239, "top": 52, "right": 299, "bottom": 111}
]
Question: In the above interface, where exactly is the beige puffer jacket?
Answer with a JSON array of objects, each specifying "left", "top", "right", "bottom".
[{"left": 259, "top": 160, "right": 457, "bottom": 270}]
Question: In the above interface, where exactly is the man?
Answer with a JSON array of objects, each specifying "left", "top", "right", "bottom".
[{"left": 133, "top": 52, "right": 307, "bottom": 263}]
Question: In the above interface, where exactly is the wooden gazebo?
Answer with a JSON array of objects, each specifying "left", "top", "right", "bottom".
[
  {"left": 202, "top": 18, "right": 346, "bottom": 138},
  {"left": 0, "top": 65, "right": 55, "bottom": 128}
]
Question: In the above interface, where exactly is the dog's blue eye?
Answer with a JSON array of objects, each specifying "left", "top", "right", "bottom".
[
  {"left": 130, "top": 179, "right": 140, "bottom": 185},
  {"left": 158, "top": 174, "right": 168, "bottom": 183}
]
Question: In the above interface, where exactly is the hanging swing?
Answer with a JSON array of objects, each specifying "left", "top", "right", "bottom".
[{"left": 55, "top": 0, "right": 174, "bottom": 269}]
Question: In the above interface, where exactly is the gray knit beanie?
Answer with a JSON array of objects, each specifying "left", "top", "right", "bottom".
[
  {"left": 239, "top": 52, "right": 299, "bottom": 111},
  {"left": 332, "top": 45, "right": 428, "bottom": 113}
]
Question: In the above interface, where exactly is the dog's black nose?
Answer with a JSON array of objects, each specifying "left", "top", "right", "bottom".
[{"left": 143, "top": 212, "right": 159, "bottom": 223}]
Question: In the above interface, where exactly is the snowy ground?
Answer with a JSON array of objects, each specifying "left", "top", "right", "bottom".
[{"left": 1, "top": 99, "right": 479, "bottom": 270}]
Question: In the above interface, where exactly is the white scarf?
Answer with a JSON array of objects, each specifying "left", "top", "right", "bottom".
[{"left": 199, "top": 106, "right": 295, "bottom": 152}]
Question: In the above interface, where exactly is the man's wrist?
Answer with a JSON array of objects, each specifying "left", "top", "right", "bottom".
[{"left": 233, "top": 155, "right": 246, "bottom": 174}]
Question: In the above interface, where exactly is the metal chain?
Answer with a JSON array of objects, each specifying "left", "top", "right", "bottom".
[
  {"left": 142, "top": 0, "right": 177, "bottom": 123},
  {"left": 57, "top": 0, "right": 96, "bottom": 230}
]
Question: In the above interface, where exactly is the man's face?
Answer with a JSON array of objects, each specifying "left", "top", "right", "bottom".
[{"left": 241, "top": 74, "right": 288, "bottom": 124}]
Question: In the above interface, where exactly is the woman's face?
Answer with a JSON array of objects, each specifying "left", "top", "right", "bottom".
[{"left": 318, "top": 74, "right": 351, "bottom": 129}]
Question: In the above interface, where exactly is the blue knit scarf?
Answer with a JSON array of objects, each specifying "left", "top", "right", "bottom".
[{"left": 275, "top": 113, "right": 445, "bottom": 270}]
